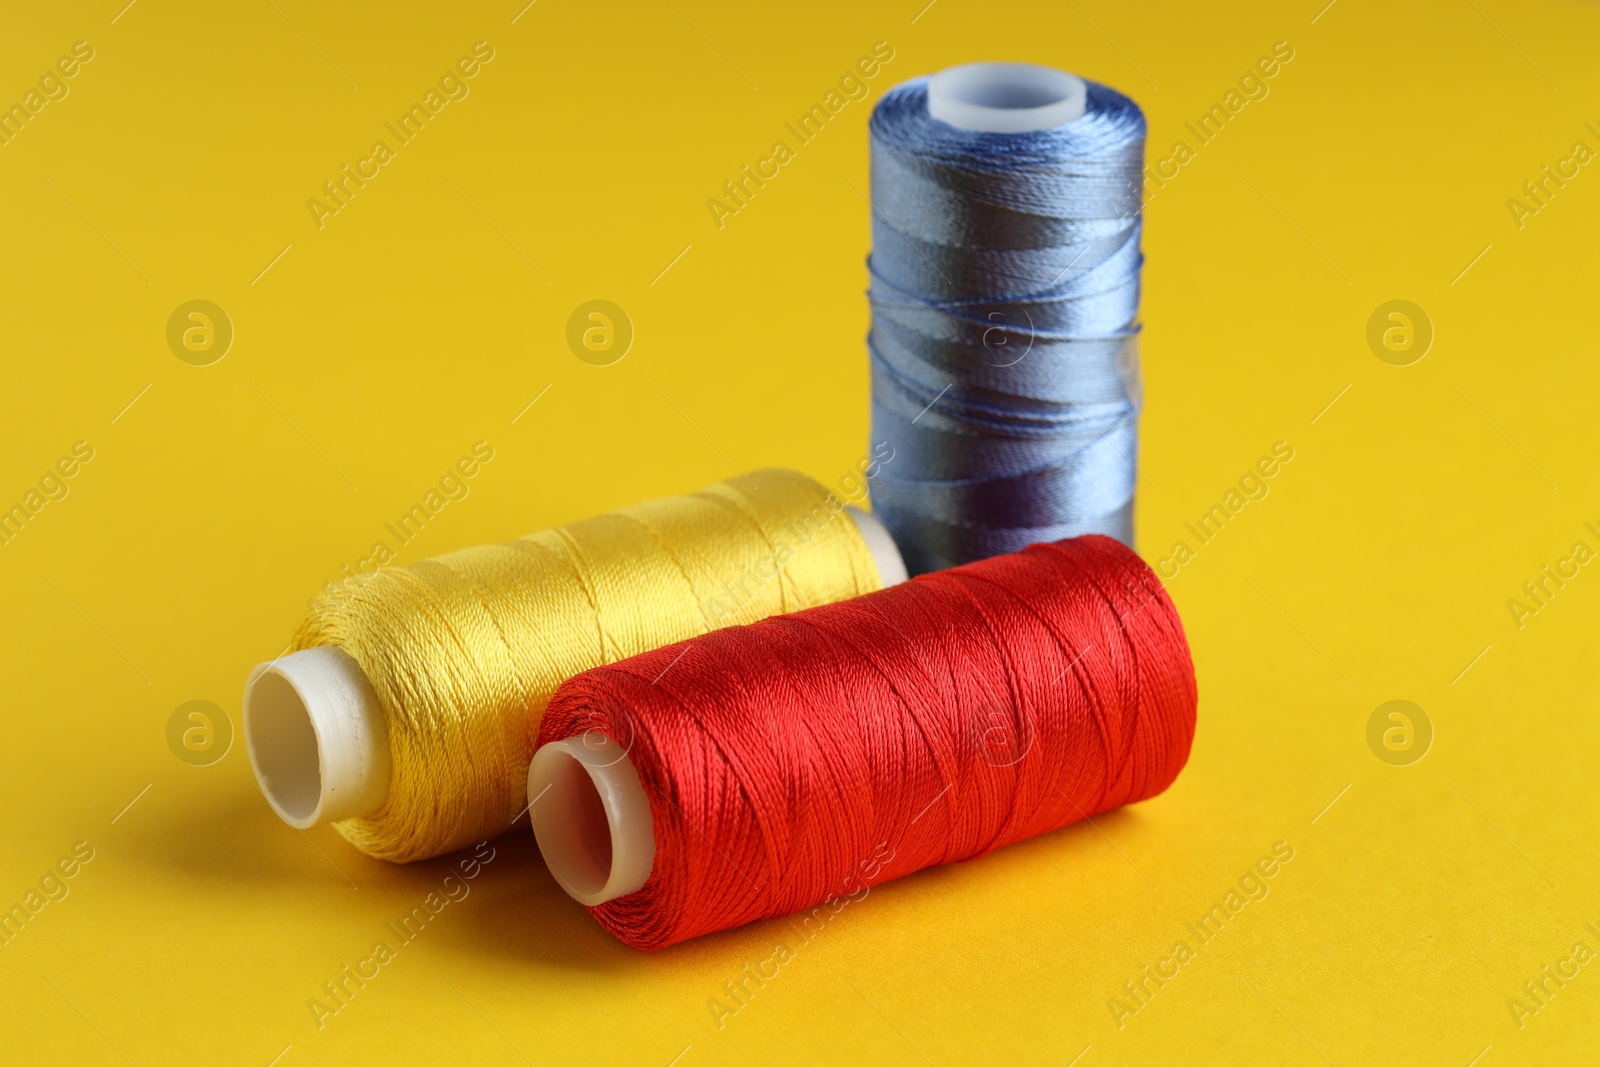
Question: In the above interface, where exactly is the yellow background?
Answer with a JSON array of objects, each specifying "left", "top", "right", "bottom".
[{"left": 3, "top": 0, "right": 1597, "bottom": 1063}]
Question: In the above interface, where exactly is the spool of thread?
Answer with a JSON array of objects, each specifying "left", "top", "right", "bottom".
[
  {"left": 867, "top": 63, "right": 1147, "bottom": 574},
  {"left": 529, "top": 533, "right": 1195, "bottom": 949},
  {"left": 242, "top": 469, "right": 907, "bottom": 862}
]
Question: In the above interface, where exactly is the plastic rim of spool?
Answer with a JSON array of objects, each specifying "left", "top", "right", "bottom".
[
  {"left": 527, "top": 735, "right": 655, "bottom": 906},
  {"left": 243, "top": 646, "right": 391, "bottom": 829},
  {"left": 927, "top": 62, "right": 1088, "bottom": 133},
  {"left": 847, "top": 506, "right": 908, "bottom": 586}
]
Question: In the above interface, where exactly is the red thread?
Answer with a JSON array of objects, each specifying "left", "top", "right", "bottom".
[{"left": 537, "top": 534, "right": 1197, "bottom": 949}]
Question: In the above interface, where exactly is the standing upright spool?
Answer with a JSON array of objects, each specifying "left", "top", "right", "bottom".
[{"left": 867, "top": 63, "right": 1147, "bottom": 575}]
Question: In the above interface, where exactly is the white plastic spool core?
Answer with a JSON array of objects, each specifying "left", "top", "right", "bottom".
[
  {"left": 927, "top": 62, "right": 1087, "bottom": 133},
  {"left": 848, "top": 506, "right": 908, "bottom": 586},
  {"left": 244, "top": 645, "right": 390, "bottom": 829},
  {"left": 240, "top": 510, "right": 906, "bottom": 836},
  {"left": 527, "top": 735, "right": 655, "bottom": 906}
]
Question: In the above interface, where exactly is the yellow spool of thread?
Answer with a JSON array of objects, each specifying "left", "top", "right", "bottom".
[{"left": 242, "top": 469, "right": 900, "bottom": 862}]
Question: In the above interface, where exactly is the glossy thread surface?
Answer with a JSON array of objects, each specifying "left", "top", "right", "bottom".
[
  {"left": 295, "top": 469, "right": 882, "bottom": 862},
  {"left": 868, "top": 77, "right": 1147, "bottom": 574},
  {"left": 540, "top": 534, "right": 1196, "bottom": 949}
]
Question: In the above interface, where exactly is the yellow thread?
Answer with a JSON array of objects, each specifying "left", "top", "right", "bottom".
[{"left": 292, "top": 469, "right": 881, "bottom": 862}]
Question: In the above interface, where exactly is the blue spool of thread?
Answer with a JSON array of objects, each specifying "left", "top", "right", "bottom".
[{"left": 866, "top": 63, "right": 1146, "bottom": 575}]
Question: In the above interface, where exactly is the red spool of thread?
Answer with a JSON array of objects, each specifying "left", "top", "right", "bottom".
[{"left": 529, "top": 534, "right": 1196, "bottom": 950}]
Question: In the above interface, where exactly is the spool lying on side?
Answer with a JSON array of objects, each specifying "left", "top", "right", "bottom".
[
  {"left": 530, "top": 533, "right": 1197, "bottom": 950},
  {"left": 243, "top": 470, "right": 906, "bottom": 862}
]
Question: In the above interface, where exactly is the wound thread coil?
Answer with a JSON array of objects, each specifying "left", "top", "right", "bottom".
[
  {"left": 867, "top": 66, "right": 1147, "bottom": 574},
  {"left": 535, "top": 533, "right": 1196, "bottom": 949},
  {"left": 246, "top": 469, "right": 896, "bottom": 862}
]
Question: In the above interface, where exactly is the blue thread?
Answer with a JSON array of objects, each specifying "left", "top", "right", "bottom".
[{"left": 866, "top": 76, "right": 1145, "bottom": 575}]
